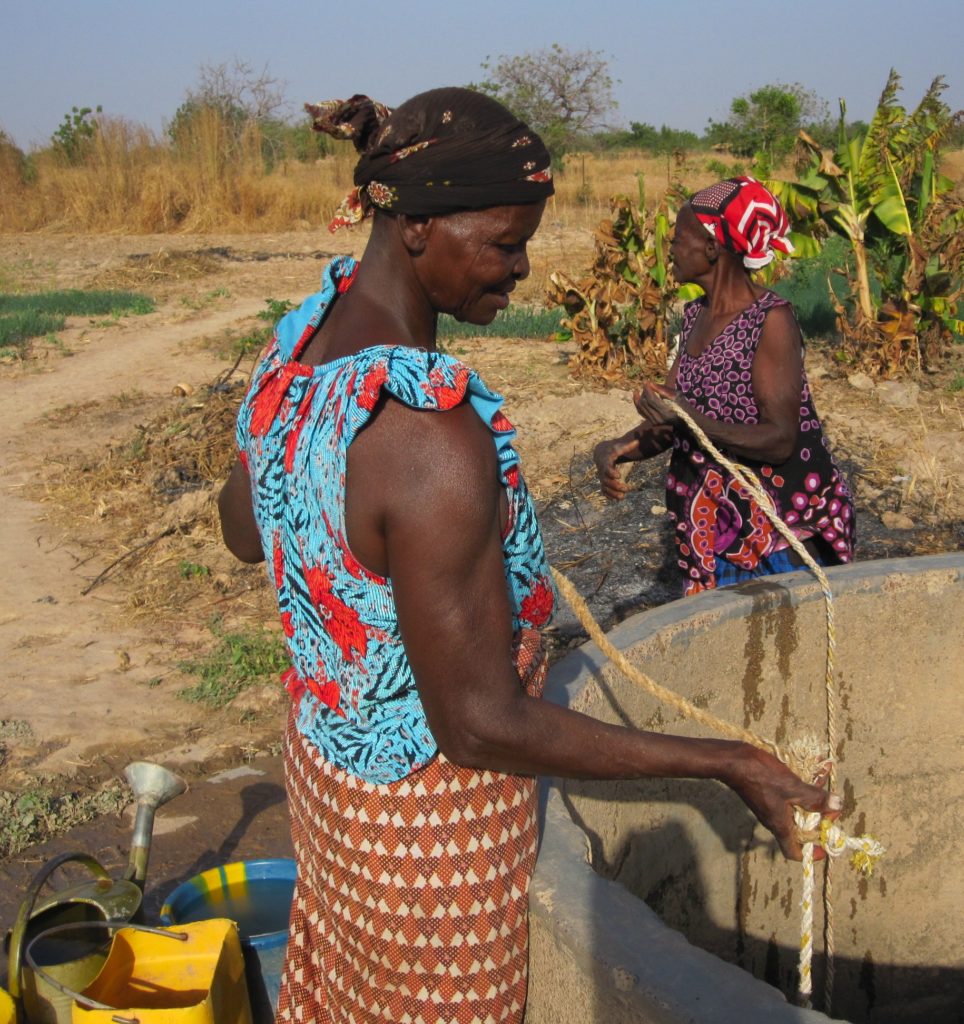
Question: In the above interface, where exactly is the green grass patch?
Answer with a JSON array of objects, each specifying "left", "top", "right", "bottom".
[
  {"left": 438, "top": 305, "right": 565, "bottom": 340},
  {"left": 0, "top": 780, "right": 130, "bottom": 858},
  {"left": 772, "top": 236, "right": 850, "bottom": 341},
  {"left": 178, "top": 622, "right": 288, "bottom": 708},
  {"left": 0, "top": 289, "right": 154, "bottom": 316},
  {"left": 0, "top": 310, "right": 66, "bottom": 352},
  {"left": 0, "top": 289, "right": 155, "bottom": 357},
  {"left": 216, "top": 300, "right": 561, "bottom": 361}
]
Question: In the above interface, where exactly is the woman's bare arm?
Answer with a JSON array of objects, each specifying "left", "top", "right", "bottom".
[
  {"left": 353, "top": 398, "right": 835, "bottom": 859},
  {"left": 593, "top": 355, "right": 679, "bottom": 499}
]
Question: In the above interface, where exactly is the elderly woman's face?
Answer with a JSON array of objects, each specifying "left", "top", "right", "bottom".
[
  {"left": 670, "top": 203, "right": 713, "bottom": 283},
  {"left": 419, "top": 201, "right": 545, "bottom": 325}
]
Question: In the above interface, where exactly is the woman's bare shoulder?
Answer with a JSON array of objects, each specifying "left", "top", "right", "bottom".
[
  {"left": 354, "top": 396, "right": 499, "bottom": 508},
  {"left": 759, "top": 299, "right": 802, "bottom": 345}
]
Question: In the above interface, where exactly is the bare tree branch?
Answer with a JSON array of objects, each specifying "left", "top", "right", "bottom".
[
  {"left": 188, "top": 58, "right": 289, "bottom": 122},
  {"left": 474, "top": 43, "right": 617, "bottom": 156}
]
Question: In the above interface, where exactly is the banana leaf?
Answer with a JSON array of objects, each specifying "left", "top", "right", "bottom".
[
  {"left": 651, "top": 212, "right": 670, "bottom": 289},
  {"left": 829, "top": 205, "right": 864, "bottom": 241},
  {"left": 870, "top": 155, "right": 912, "bottom": 235},
  {"left": 787, "top": 231, "right": 823, "bottom": 258}
]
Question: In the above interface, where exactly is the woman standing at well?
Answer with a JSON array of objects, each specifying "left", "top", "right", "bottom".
[
  {"left": 595, "top": 178, "right": 855, "bottom": 594},
  {"left": 218, "top": 95, "right": 837, "bottom": 1023}
]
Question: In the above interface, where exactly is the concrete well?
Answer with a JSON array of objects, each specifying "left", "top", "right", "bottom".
[{"left": 527, "top": 554, "right": 963, "bottom": 1024}]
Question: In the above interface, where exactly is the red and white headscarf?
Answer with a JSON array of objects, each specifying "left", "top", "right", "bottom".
[{"left": 690, "top": 176, "right": 793, "bottom": 269}]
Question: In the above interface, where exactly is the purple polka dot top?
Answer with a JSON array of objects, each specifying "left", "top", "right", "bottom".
[{"left": 667, "top": 291, "right": 855, "bottom": 594}]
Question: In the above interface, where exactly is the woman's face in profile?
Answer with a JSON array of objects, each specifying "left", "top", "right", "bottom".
[
  {"left": 418, "top": 201, "right": 546, "bottom": 325},
  {"left": 670, "top": 204, "right": 712, "bottom": 284}
]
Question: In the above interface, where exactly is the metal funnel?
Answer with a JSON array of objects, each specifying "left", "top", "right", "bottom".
[{"left": 123, "top": 762, "right": 188, "bottom": 888}]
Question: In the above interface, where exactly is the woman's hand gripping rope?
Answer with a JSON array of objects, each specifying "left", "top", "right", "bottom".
[
  {"left": 549, "top": 569, "right": 861, "bottom": 859},
  {"left": 784, "top": 739, "right": 885, "bottom": 1004},
  {"left": 795, "top": 798, "right": 886, "bottom": 1004},
  {"left": 789, "top": 743, "right": 886, "bottom": 878}
]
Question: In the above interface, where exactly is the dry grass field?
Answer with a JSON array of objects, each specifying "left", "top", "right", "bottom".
[{"left": 0, "top": 111, "right": 739, "bottom": 235}]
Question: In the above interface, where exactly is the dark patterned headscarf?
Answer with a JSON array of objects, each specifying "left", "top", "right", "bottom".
[
  {"left": 690, "top": 176, "right": 793, "bottom": 269},
  {"left": 305, "top": 87, "right": 554, "bottom": 232}
]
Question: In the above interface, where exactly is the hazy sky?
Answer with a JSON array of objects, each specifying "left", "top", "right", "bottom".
[{"left": 2, "top": 0, "right": 962, "bottom": 150}]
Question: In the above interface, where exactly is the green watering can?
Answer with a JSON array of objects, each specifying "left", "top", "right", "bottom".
[{"left": 5, "top": 762, "right": 186, "bottom": 1024}]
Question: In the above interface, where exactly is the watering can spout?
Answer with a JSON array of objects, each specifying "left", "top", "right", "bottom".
[{"left": 123, "top": 762, "right": 188, "bottom": 888}]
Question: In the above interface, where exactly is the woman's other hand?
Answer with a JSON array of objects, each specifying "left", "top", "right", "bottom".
[
  {"left": 634, "top": 383, "right": 681, "bottom": 427},
  {"left": 723, "top": 744, "right": 842, "bottom": 861},
  {"left": 218, "top": 459, "right": 265, "bottom": 564},
  {"left": 593, "top": 435, "right": 638, "bottom": 500}
]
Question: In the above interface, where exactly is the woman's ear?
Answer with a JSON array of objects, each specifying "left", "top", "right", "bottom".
[
  {"left": 397, "top": 214, "right": 432, "bottom": 255},
  {"left": 705, "top": 236, "right": 720, "bottom": 265}
]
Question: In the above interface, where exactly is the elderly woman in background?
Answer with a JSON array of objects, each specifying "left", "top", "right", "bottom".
[
  {"left": 218, "top": 101, "right": 837, "bottom": 1024},
  {"left": 595, "top": 177, "right": 855, "bottom": 595}
]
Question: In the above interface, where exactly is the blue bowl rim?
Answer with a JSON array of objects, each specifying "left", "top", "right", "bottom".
[{"left": 159, "top": 858, "right": 296, "bottom": 949}]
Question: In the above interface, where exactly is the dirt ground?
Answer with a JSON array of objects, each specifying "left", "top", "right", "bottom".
[{"left": 0, "top": 226, "right": 961, "bottom": 865}]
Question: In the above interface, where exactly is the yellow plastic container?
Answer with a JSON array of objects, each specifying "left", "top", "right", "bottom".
[
  {"left": 160, "top": 858, "right": 295, "bottom": 1023},
  {"left": 71, "top": 919, "right": 252, "bottom": 1024},
  {"left": 0, "top": 987, "right": 15, "bottom": 1024}
]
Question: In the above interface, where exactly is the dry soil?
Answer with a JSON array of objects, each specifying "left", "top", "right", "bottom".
[{"left": 0, "top": 226, "right": 960, "bottom": 819}]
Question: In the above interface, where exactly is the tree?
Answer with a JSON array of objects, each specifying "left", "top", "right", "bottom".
[
  {"left": 167, "top": 59, "right": 325, "bottom": 169},
  {"left": 473, "top": 44, "right": 617, "bottom": 158},
  {"left": 628, "top": 122, "right": 701, "bottom": 153},
  {"left": 50, "top": 105, "right": 102, "bottom": 164},
  {"left": 189, "top": 58, "right": 287, "bottom": 122},
  {"left": 707, "top": 83, "right": 829, "bottom": 167},
  {"left": 168, "top": 59, "right": 285, "bottom": 152}
]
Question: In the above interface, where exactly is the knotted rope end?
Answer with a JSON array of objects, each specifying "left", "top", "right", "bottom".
[
  {"left": 818, "top": 817, "right": 886, "bottom": 875},
  {"left": 785, "top": 734, "right": 831, "bottom": 782},
  {"left": 849, "top": 841, "right": 885, "bottom": 877}
]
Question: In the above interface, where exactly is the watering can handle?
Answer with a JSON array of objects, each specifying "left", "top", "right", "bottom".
[
  {"left": 6, "top": 851, "right": 111, "bottom": 1003},
  {"left": 23, "top": 921, "right": 188, "bottom": 1023}
]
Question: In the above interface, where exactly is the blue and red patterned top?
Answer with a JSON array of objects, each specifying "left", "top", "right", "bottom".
[
  {"left": 235, "top": 256, "right": 554, "bottom": 783},
  {"left": 668, "top": 291, "right": 855, "bottom": 595}
]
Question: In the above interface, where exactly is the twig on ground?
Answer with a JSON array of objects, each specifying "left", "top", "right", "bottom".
[{"left": 81, "top": 527, "right": 177, "bottom": 595}]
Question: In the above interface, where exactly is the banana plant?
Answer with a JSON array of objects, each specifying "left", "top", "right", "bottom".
[
  {"left": 768, "top": 70, "right": 962, "bottom": 373},
  {"left": 882, "top": 147, "right": 964, "bottom": 344},
  {"left": 789, "top": 72, "right": 913, "bottom": 322}
]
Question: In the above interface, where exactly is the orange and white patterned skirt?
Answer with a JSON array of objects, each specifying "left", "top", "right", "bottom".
[{"left": 276, "top": 633, "right": 547, "bottom": 1024}]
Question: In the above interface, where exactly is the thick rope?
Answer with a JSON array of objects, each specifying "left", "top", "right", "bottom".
[
  {"left": 553, "top": 402, "right": 883, "bottom": 1011},
  {"left": 671, "top": 406, "right": 839, "bottom": 788}
]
